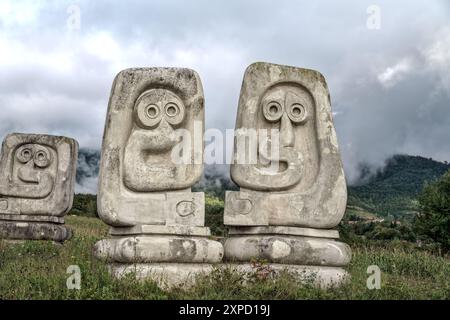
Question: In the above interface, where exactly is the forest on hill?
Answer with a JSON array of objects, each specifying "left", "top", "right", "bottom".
[{"left": 347, "top": 155, "right": 450, "bottom": 218}]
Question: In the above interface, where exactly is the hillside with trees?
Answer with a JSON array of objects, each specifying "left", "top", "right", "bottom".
[{"left": 348, "top": 155, "right": 450, "bottom": 218}]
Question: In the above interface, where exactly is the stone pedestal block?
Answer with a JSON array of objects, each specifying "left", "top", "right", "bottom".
[
  {"left": 94, "top": 234, "right": 223, "bottom": 263},
  {"left": 225, "top": 264, "right": 349, "bottom": 289},
  {"left": 108, "top": 263, "right": 218, "bottom": 289},
  {"left": 225, "top": 234, "right": 351, "bottom": 267},
  {"left": 0, "top": 219, "right": 72, "bottom": 242},
  {"left": 107, "top": 263, "right": 349, "bottom": 290}
]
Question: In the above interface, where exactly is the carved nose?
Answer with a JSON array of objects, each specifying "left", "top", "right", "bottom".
[
  {"left": 18, "top": 161, "right": 39, "bottom": 183},
  {"left": 280, "top": 113, "right": 294, "bottom": 147},
  {"left": 141, "top": 118, "right": 178, "bottom": 152}
]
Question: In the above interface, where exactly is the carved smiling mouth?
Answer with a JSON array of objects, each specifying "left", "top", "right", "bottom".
[
  {"left": 231, "top": 145, "right": 303, "bottom": 191},
  {"left": 123, "top": 128, "right": 187, "bottom": 192},
  {"left": 140, "top": 132, "right": 180, "bottom": 153},
  {"left": 143, "top": 165, "right": 177, "bottom": 177},
  {"left": 255, "top": 141, "right": 295, "bottom": 176},
  {"left": 255, "top": 160, "right": 289, "bottom": 175}
]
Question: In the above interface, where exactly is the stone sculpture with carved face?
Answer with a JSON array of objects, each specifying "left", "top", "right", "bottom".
[
  {"left": 232, "top": 82, "right": 318, "bottom": 192},
  {"left": 123, "top": 88, "right": 194, "bottom": 192},
  {"left": 223, "top": 63, "right": 351, "bottom": 287},
  {"left": 2, "top": 143, "right": 56, "bottom": 199},
  {"left": 94, "top": 68, "right": 223, "bottom": 287},
  {"left": 226, "top": 62, "right": 347, "bottom": 229},
  {"left": 98, "top": 68, "right": 204, "bottom": 227},
  {"left": 0, "top": 133, "right": 78, "bottom": 242}
]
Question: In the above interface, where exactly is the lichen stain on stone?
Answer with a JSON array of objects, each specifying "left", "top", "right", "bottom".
[
  {"left": 270, "top": 239, "right": 291, "bottom": 259},
  {"left": 169, "top": 239, "right": 197, "bottom": 261}
]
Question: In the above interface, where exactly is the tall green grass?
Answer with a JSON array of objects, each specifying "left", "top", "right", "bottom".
[{"left": 0, "top": 216, "right": 448, "bottom": 300}]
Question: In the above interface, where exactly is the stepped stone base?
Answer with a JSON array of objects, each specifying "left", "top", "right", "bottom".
[
  {"left": 107, "top": 262, "right": 349, "bottom": 290},
  {"left": 224, "top": 229, "right": 351, "bottom": 267},
  {"left": 0, "top": 219, "right": 72, "bottom": 242},
  {"left": 108, "top": 263, "right": 218, "bottom": 289},
  {"left": 225, "top": 263, "right": 350, "bottom": 289},
  {"left": 94, "top": 226, "right": 225, "bottom": 289},
  {"left": 94, "top": 226, "right": 224, "bottom": 264},
  {"left": 94, "top": 235, "right": 224, "bottom": 263},
  {"left": 97, "top": 226, "right": 350, "bottom": 290},
  {"left": 223, "top": 226, "right": 351, "bottom": 288}
]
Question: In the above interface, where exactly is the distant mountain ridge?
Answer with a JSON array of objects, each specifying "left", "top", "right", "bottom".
[
  {"left": 75, "top": 149, "right": 450, "bottom": 217},
  {"left": 348, "top": 155, "right": 450, "bottom": 217}
]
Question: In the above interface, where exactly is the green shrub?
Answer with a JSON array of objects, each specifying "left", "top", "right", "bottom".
[
  {"left": 414, "top": 170, "right": 450, "bottom": 253},
  {"left": 205, "top": 194, "right": 226, "bottom": 236},
  {"left": 69, "top": 194, "right": 97, "bottom": 218}
]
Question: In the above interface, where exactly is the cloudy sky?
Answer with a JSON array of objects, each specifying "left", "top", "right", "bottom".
[{"left": 1, "top": 0, "right": 449, "bottom": 186}]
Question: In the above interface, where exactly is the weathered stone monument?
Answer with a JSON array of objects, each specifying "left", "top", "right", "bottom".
[
  {"left": 224, "top": 62, "right": 351, "bottom": 287},
  {"left": 94, "top": 68, "right": 224, "bottom": 287},
  {"left": 0, "top": 133, "right": 78, "bottom": 242}
]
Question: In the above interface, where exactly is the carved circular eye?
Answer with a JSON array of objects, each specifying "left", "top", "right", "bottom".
[
  {"left": 145, "top": 104, "right": 160, "bottom": 119},
  {"left": 134, "top": 89, "right": 185, "bottom": 128},
  {"left": 16, "top": 146, "right": 34, "bottom": 163},
  {"left": 135, "top": 102, "right": 162, "bottom": 129},
  {"left": 34, "top": 148, "right": 52, "bottom": 168},
  {"left": 165, "top": 103, "right": 179, "bottom": 117},
  {"left": 287, "top": 103, "right": 308, "bottom": 124},
  {"left": 263, "top": 101, "right": 283, "bottom": 122},
  {"left": 164, "top": 102, "right": 185, "bottom": 125}
]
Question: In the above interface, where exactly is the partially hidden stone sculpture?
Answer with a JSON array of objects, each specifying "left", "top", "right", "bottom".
[
  {"left": 0, "top": 133, "right": 78, "bottom": 242},
  {"left": 224, "top": 62, "right": 351, "bottom": 287},
  {"left": 93, "top": 68, "right": 224, "bottom": 287}
]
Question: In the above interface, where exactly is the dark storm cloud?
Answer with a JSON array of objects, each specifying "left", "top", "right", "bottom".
[{"left": 0, "top": 0, "right": 449, "bottom": 192}]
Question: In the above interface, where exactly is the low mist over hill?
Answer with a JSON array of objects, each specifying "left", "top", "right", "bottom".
[
  {"left": 75, "top": 149, "right": 450, "bottom": 218},
  {"left": 348, "top": 155, "right": 450, "bottom": 217},
  {"left": 76, "top": 149, "right": 100, "bottom": 194}
]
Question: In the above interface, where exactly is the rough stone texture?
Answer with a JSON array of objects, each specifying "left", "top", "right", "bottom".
[
  {"left": 223, "top": 62, "right": 351, "bottom": 286},
  {"left": 109, "top": 263, "right": 349, "bottom": 290},
  {"left": 94, "top": 68, "right": 223, "bottom": 285},
  {"left": 228, "top": 226, "right": 339, "bottom": 239},
  {"left": 224, "top": 235, "right": 351, "bottom": 267},
  {"left": 94, "top": 236, "right": 223, "bottom": 263},
  {"left": 0, "top": 220, "right": 72, "bottom": 242},
  {"left": 0, "top": 214, "right": 64, "bottom": 224},
  {"left": 226, "top": 264, "right": 350, "bottom": 289},
  {"left": 109, "top": 225, "right": 211, "bottom": 236},
  {"left": 109, "top": 263, "right": 217, "bottom": 289},
  {"left": 0, "top": 133, "right": 78, "bottom": 242}
]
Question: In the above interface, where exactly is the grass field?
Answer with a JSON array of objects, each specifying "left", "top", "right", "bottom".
[{"left": 0, "top": 215, "right": 449, "bottom": 300}]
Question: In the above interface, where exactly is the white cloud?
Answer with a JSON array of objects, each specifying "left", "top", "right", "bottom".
[
  {"left": 83, "top": 31, "right": 121, "bottom": 64},
  {"left": 423, "top": 27, "right": 450, "bottom": 93},
  {"left": 0, "top": 0, "right": 449, "bottom": 185},
  {"left": 76, "top": 176, "right": 98, "bottom": 194},
  {"left": 0, "top": 0, "right": 40, "bottom": 27},
  {"left": 377, "top": 58, "right": 413, "bottom": 88}
]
